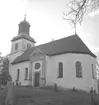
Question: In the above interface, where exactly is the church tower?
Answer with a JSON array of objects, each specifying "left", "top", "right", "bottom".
[{"left": 9, "top": 15, "right": 36, "bottom": 62}]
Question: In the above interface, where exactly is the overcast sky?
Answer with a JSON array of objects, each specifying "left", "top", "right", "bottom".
[{"left": 0, "top": 0, "right": 99, "bottom": 56}]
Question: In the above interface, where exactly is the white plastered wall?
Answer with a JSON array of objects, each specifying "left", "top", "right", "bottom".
[
  {"left": 23, "top": 39, "right": 35, "bottom": 50},
  {"left": 10, "top": 61, "right": 30, "bottom": 86},
  {"left": 45, "top": 53, "right": 98, "bottom": 93},
  {"left": 9, "top": 38, "right": 35, "bottom": 76}
]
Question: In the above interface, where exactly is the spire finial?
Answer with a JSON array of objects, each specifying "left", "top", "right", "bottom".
[
  {"left": 74, "top": 23, "right": 77, "bottom": 34},
  {"left": 24, "top": 14, "right": 26, "bottom": 20}
]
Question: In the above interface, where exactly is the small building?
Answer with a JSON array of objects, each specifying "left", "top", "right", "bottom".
[{"left": 9, "top": 17, "right": 98, "bottom": 93}]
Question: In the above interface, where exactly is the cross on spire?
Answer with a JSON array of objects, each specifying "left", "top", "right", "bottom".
[
  {"left": 74, "top": 23, "right": 77, "bottom": 34},
  {"left": 24, "top": 14, "right": 26, "bottom": 20}
]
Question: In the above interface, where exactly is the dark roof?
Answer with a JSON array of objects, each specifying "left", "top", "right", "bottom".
[
  {"left": 19, "top": 20, "right": 30, "bottom": 26},
  {"left": 11, "top": 32, "right": 36, "bottom": 43},
  {"left": 11, "top": 34, "right": 96, "bottom": 64},
  {"left": 11, "top": 47, "right": 36, "bottom": 64}
]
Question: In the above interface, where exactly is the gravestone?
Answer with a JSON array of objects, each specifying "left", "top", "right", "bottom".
[{"left": 5, "top": 78, "right": 14, "bottom": 105}]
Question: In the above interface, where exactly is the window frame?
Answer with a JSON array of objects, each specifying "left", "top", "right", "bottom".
[
  {"left": 17, "top": 69, "right": 20, "bottom": 81},
  {"left": 58, "top": 62, "right": 63, "bottom": 78},
  {"left": 15, "top": 43, "right": 18, "bottom": 50},
  {"left": 24, "top": 68, "right": 28, "bottom": 80},
  {"left": 35, "top": 63, "right": 41, "bottom": 70},
  {"left": 76, "top": 61, "right": 83, "bottom": 78},
  {"left": 27, "top": 44, "right": 31, "bottom": 49},
  {"left": 92, "top": 64, "right": 95, "bottom": 79}
]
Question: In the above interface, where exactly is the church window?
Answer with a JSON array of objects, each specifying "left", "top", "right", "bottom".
[
  {"left": 35, "top": 63, "right": 40, "bottom": 69},
  {"left": 27, "top": 44, "right": 31, "bottom": 49},
  {"left": 25, "top": 68, "right": 28, "bottom": 80},
  {"left": 15, "top": 43, "right": 18, "bottom": 50},
  {"left": 17, "top": 69, "right": 20, "bottom": 81},
  {"left": 76, "top": 61, "right": 82, "bottom": 78},
  {"left": 92, "top": 64, "right": 95, "bottom": 79},
  {"left": 58, "top": 62, "right": 63, "bottom": 78}
]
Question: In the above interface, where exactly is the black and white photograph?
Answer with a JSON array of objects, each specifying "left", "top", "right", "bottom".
[{"left": 0, "top": 0, "right": 99, "bottom": 105}]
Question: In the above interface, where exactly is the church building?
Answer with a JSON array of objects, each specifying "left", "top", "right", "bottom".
[{"left": 8, "top": 16, "right": 98, "bottom": 93}]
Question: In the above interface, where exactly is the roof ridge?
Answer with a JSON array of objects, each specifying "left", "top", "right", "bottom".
[{"left": 35, "top": 34, "right": 77, "bottom": 47}]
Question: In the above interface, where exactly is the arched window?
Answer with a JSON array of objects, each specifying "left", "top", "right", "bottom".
[
  {"left": 17, "top": 69, "right": 20, "bottom": 81},
  {"left": 15, "top": 43, "right": 18, "bottom": 50},
  {"left": 92, "top": 64, "right": 95, "bottom": 79},
  {"left": 58, "top": 62, "right": 63, "bottom": 78},
  {"left": 25, "top": 68, "right": 28, "bottom": 80},
  {"left": 27, "top": 44, "right": 31, "bottom": 49},
  {"left": 76, "top": 61, "right": 82, "bottom": 78}
]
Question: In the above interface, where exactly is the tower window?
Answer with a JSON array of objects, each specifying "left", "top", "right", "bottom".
[
  {"left": 27, "top": 44, "right": 31, "bottom": 49},
  {"left": 58, "top": 62, "right": 63, "bottom": 78},
  {"left": 15, "top": 43, "right": 18, "bottom": 50},
  {"left": 76, "top": 61, "right": 82, "bottom": 78}
]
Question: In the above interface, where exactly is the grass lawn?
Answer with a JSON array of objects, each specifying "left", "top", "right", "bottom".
[{"left": 0, "top": 86, "right": 99, "bottom": 105}]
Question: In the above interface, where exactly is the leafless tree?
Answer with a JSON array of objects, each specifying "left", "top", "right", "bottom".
[
  {"left": 63, "top": 0, "right": 99, "bottom": 33},
  {"left": 63, "top": 0, "right": 99, "bottom": 79}
]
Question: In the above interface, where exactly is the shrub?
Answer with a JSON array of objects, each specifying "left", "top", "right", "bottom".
[
  {"left": 53, "top": 84, "right": 58, "bottom": 92},
  {"left": 72, "top": 87, "right": 76, "bottom": 92}
]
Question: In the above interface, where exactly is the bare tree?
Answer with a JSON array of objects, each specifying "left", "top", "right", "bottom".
[
  {"left": 63, "top": 0, "right": 99, "bottom": 33},
  {"left": 63, "top": 0, "right": 99, "bottom": 79}
]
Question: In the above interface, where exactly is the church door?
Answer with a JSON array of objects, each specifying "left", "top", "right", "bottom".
[{"left": 34, "top": 72, "right": 40, "bottom": 87}]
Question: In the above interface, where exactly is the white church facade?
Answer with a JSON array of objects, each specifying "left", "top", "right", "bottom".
[{"left": 8, "top": 17, "right": 98, "bottom": 93}]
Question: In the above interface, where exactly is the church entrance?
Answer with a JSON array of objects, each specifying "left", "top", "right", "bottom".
[
  {"left": 34, "top": 72, "right": 40, "bottom": 87},
  {"left": 32, "top": 60, "right": 46, "bottom": 87}
]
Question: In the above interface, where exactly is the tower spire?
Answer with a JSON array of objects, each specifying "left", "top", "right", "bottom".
[{"left": 24, "top": 14, "right": 26, "bottom": 20}]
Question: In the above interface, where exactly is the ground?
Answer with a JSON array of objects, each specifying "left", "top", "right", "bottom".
[{"left": 0, "top": 86, "right": 99, "bottom": 105}]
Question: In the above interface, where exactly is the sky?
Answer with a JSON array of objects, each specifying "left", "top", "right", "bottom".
[{"left": 0, "top": 0, "right": 99, "bottom": 56}]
